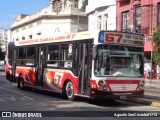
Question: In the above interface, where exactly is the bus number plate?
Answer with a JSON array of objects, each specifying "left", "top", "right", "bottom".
[{"left": 120, "top": 96, "right": 127, "bottom": 100}]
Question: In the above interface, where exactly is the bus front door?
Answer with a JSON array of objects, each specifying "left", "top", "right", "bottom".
[
  {"left": 78, "top": 43, "right": 91, "bottom": 95},
  {"left": 35, "top": 46, "right": 45, "bottom": 87}
]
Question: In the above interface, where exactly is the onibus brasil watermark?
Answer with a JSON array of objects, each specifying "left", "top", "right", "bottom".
[{"left": 1, "top": 112, "right": 42, "bottom": 118}]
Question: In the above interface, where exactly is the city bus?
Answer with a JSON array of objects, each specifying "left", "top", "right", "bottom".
[
  {"left": 0, "top": 45, "right": 6, "bottom": 71},
  {"left": 6, "top": 30, "right": 145, "bottom": 101}
]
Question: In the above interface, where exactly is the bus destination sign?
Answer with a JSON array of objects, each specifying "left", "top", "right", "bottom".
[{"left": 98, "top": 31, "right": 144, "bottom": 45}]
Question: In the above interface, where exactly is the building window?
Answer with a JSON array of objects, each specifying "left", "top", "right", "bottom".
[
  {"left": 135, "top": 6, "right": 141, "bottom": 33},
  {"left": 74, "top": 1, "right": 78, "bottom": 8},
  {"left": 158, "top": 4, "right": 160, "bottom": 27},
  {"left": 22, "top": 36, "right": 25, "bottom": 40},
  {"left": 103, "top": 14, "right": 108, "bottom": 30},
  {"left": 122, "top": 11, "right": 129, "bottom": 31},
  {"left": 37, "top": 32, "right": 41, "bottom": 35},
  {"left": 37, "top": 21, "right": 41, "bottom": 25},
  {"left": 22, "top": 27, "right": 25, "bottom": 30},
  {"left": 16, "top": 29, "right": 19, "bottom": 32},
  {"left": 29, "top": 35, "right": 32, "bottom": 39},
  {"left": 97, "top": 16, "right": 102, "bottom": 30},
  {"left": 29, "top": 24, "right": 33, "bottom": 28}
]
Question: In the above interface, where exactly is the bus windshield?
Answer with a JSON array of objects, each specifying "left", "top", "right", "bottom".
[{"left": 94, "top": 45, "right": 143, "bottom": 77}]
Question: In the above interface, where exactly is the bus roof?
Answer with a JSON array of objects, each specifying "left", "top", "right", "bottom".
[
  {"left": 13, "top": 30, "right": 144, "bottom": 46},
  {"left": 8, "top": 42, "right": 15, "bottom": 46},
  {"left": 15, "top": 31, "right": 94, "bottom": 46}
]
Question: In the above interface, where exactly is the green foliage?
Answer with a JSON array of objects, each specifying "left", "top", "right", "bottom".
[
  {"left": 0, "top": 42, "right": 3, "bottom": 46},
  {"left": 152, "top": 26, "right": 160, "bottom": 63},
  {"left": 153, "top": 51, "right": 160, "bottom": 64}
]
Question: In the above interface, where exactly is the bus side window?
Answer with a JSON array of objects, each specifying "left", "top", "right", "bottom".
[
  {"left": 60, "top": 44, "right": 73, "bottom": 68},
  {"left": 26, "top": 47, "right": 35, "bottom": 66},
  {"left": 47, "top": 45, "right": 59, "bottom": 67},
  {"left": 17, "top": 47, "right": 26, "bottom": 65}
]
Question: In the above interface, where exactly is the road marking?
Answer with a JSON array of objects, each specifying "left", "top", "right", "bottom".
[
  {"left": 0, "top": 96, "right": 33, "bottom": 102},
  {"left": 11, "top": 83, "right": 17, "bottom": 86},
  {"left": 151, "top": 102, "right": 160, "bottom": 107},
  {"left": 0, "top": 87, "right": 24, "bottom": 96}
]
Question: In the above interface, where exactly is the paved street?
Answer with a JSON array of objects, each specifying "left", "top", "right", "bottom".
[{"left": 0, "top": 72, "right": 160, "bottom": 119}]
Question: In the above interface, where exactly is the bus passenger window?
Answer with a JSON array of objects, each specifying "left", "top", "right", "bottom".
[
  {"left": 60, "top": 44, "right": 73, "bottom": 68},
  {"left": 17, "top": 48, "right": 26, "bottom": 65},
  {"left": 26, "top": 47, "right": 35, "bottom": 65},
  {"left": 47, "top": 45, "right": 59, "bottom": 67}
]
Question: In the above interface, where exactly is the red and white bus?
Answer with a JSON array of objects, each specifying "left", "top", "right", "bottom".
[{"left": 6, "top": 30, "right": 144, "bottom": 100}]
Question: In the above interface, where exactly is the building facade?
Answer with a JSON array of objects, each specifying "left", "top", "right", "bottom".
[
  {"left": 0, "top": 29, "right": 9, "bottom": 45},
  {"left": 11, "top": 0, "right": 88, "bottom": 42},
  {"left": 116, "top": 0, "right": 160, "bottom": 51},
  {"left": 116, "top": 0, "right": 160, "bottom": 79},
  {"left": 86, "top": 0, "right": 116, "bottom": 31}
]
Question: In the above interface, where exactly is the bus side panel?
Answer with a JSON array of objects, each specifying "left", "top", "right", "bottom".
[
  {"left": 44, "top": 68, "right": 78, "bottom": 94},
  {"left": 15, "top": 66, "right": 36, "bottom": 86}
]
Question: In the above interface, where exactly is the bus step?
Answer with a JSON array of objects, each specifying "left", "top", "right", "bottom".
[
  {"left": 76, "top": 94, "right": 90, "bottom": 98},
  {"left": 34, "top": 86, "right": 44, "bottom": 91}
]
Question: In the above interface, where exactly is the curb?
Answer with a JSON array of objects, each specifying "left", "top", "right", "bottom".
[
  {"left": 151, "top": 102, "right": 160, "bottom": 107},
  {"left": 126, "top": 97, "right": 160, "bottom": 107}
]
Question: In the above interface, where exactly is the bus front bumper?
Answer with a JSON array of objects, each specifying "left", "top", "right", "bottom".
[{"left": 90, "top": 90, "right": 144, "bottom": 100}]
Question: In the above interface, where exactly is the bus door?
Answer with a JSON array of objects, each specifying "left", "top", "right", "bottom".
[
  {"left": 78, "top": 42, "right": 91, "bottom": 95},
  {"left": 11, "top": 48, "right": 17, "bottom": 82},
  {"left": 35, "top": 46, "right": 45, "bottom": 86}
]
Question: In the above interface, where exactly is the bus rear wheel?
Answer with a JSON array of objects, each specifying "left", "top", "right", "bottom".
[{"left": 65, "top": 81, "right": 75, "bottom": 101}]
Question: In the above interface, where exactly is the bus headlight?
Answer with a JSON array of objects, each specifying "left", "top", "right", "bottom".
[
  {"left": 98, "top": 80, "right": 108, "bottom": 91},
  {"left": 139, "top": 81, "right": 145, "bottom": 90},
  {"left": 98, "top": 80, "right": 104, "bottom": 86},
  {"left": 102, "top": 85, "right": 108, "bottom": 90}
]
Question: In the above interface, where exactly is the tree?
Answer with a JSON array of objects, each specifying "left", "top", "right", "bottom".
[{"left": 152, "top": 26, "right": 160, "bottom": 64}]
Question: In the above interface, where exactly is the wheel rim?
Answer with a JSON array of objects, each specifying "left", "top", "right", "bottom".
[{"left": 66, "top": 82, "right": 74, "bottom": 98}]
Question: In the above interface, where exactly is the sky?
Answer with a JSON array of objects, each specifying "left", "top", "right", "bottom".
[{"left": 0, "top": 0, "right": 49, "bottom": 29}]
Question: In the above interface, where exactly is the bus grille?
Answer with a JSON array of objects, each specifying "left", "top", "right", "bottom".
[{"left": 109, "top": 84, "right": 137, "bottom": 91}]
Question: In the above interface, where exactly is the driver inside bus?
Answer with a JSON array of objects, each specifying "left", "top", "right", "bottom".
[{"left": 100, "top": 63, "right": 110, "bottom": 75}]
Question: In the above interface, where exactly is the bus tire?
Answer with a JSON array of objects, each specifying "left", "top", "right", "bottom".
[
  {"left": 65, "top": 81, "right": 75, "bottom": 101},
  {"left": 18, "top": 76, "right": 25, "bottom": 90}
]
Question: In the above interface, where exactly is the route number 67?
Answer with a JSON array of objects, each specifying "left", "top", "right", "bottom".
[
  {"left": 105, "top": 33, "right": 123, "bottom": 43},
  {"left": 54, "top": 72, "right": 64, "bottom": 85}
]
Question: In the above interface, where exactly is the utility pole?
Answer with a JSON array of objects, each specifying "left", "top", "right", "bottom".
[
  {"left": 77, "top": 0, "right": 80, "bottom": 32},
  {"left": 150, "top": 4, "right": 155, "bottom": 84}
]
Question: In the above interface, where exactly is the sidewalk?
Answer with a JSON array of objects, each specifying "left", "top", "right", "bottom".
[
  {"left": 145, "top": 79, "right": 160, "bottom": 89},
  {"left": 126, "top": 79, "right": 160, "bottom": 107}
]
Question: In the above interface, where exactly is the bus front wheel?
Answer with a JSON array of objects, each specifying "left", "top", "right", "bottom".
[{"left": 65, "top": 81, "right": 75, "bottom": 101}]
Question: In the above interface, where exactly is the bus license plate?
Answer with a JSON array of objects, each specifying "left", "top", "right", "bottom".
[{"left": 120, "top": 96, "right": 127, "bottom": 100}]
